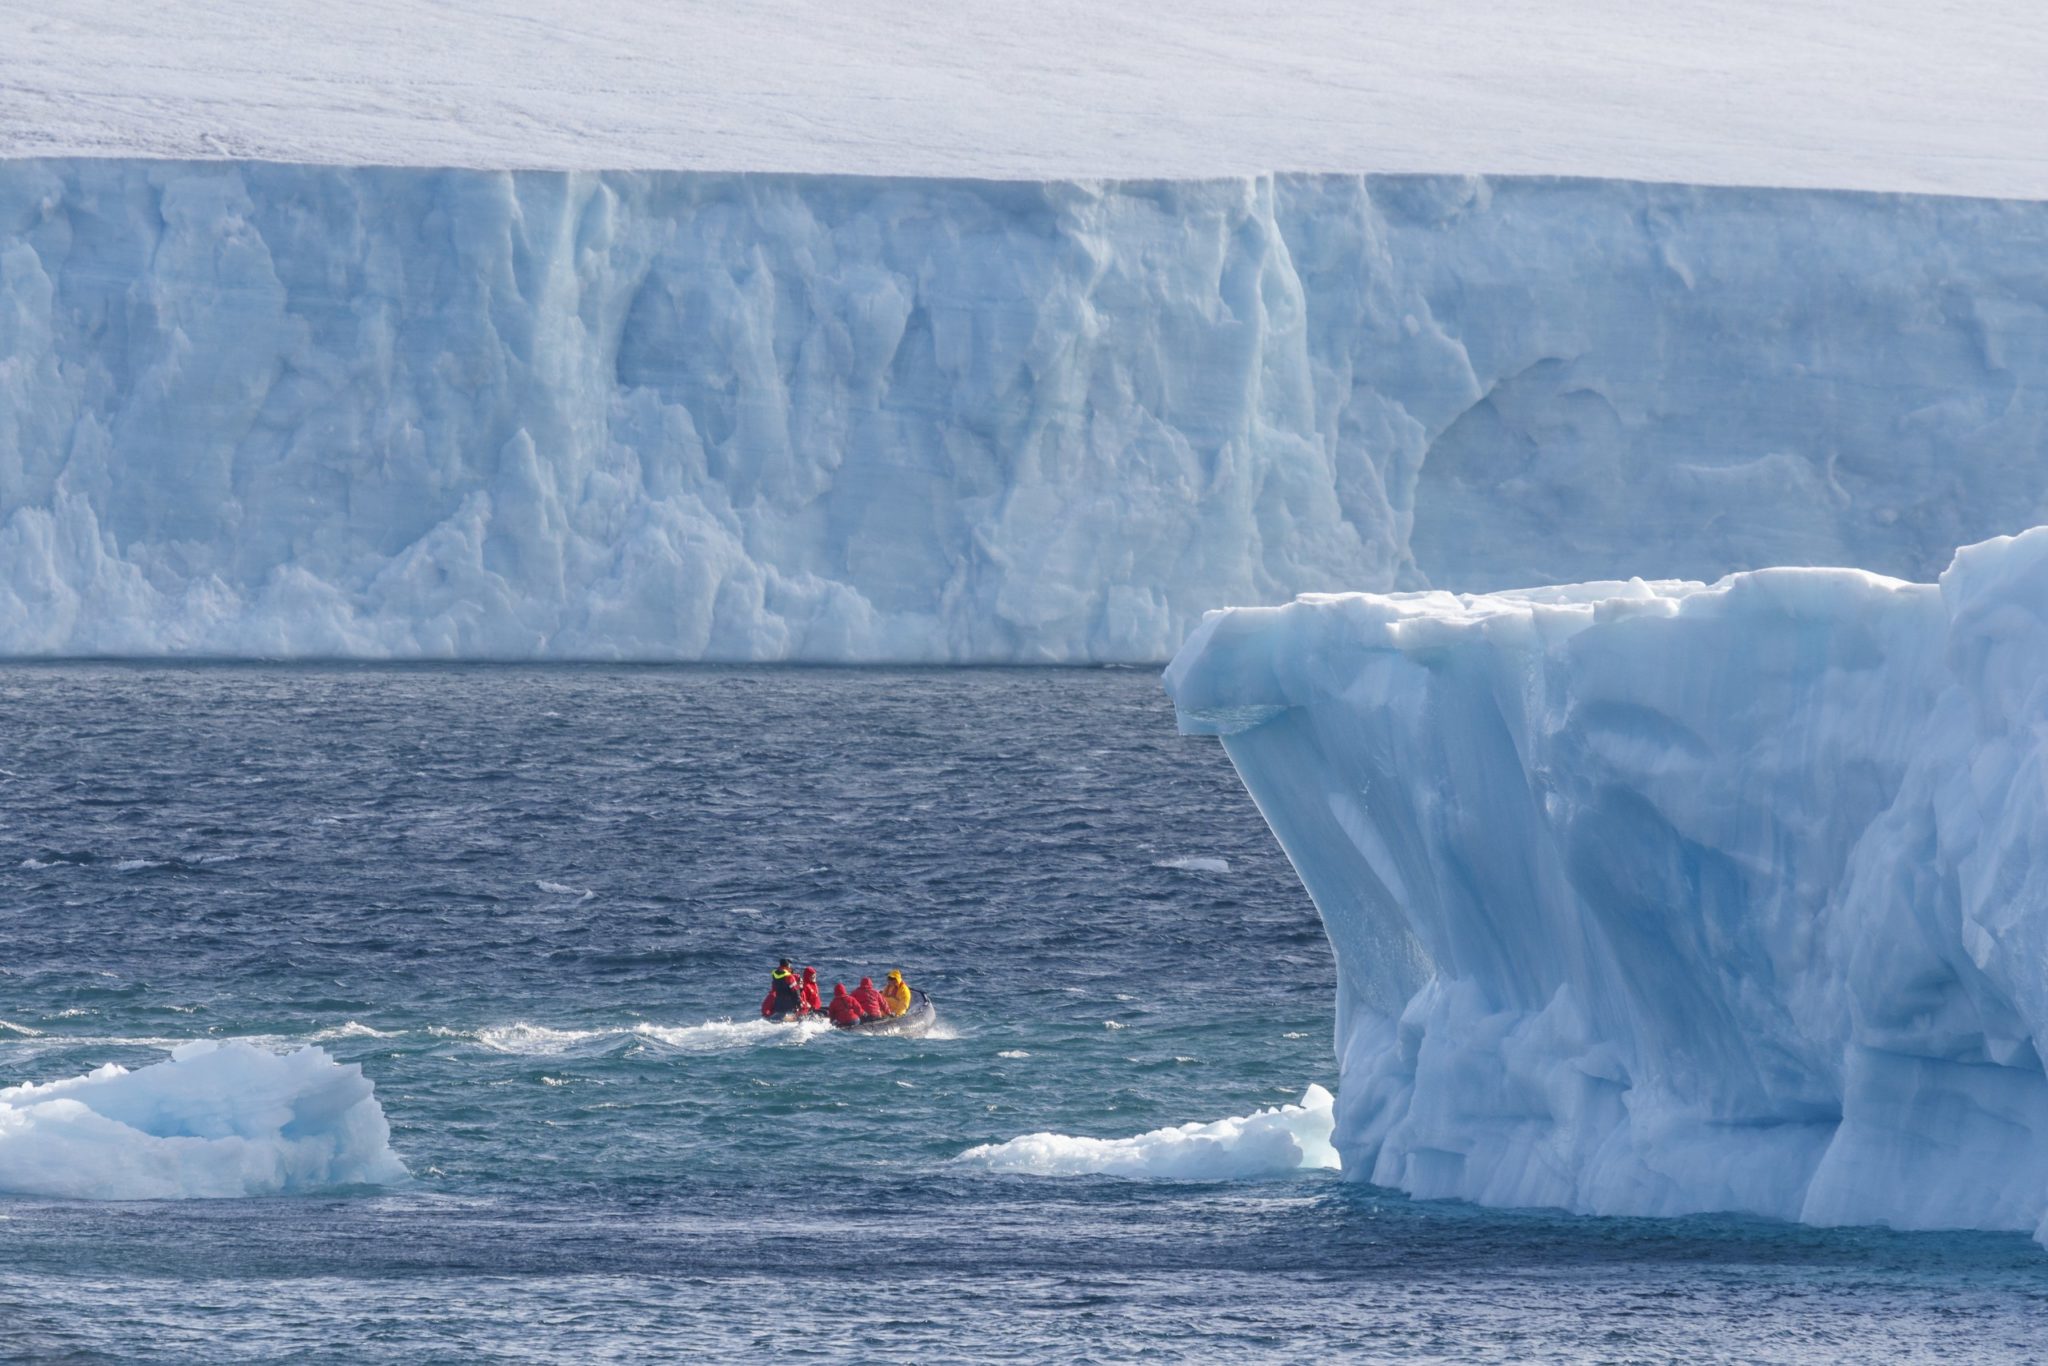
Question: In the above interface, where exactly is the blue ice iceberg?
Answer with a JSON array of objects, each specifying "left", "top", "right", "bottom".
[
  {"left": 1168, "top": 528, "right": 2048, "bottom": 1240},
  {"left": 0, "top": 1041, "right": 408, "bottom": 1199}
]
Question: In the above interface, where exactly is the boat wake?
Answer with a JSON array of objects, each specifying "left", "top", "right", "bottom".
[{"left": 469, "top": 1017, "right": 835, "bottom": 1056}]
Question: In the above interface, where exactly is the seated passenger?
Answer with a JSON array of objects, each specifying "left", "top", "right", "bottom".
[
  {"left": 826, "top": 982, "right": 865, "bottom": 1028},
  {"left": 799, "top": 967, "right": 823, "bottom": 1014},
  {"left": 852, "top": 976, "right": 889, "bottom": 1018},
  {"left": 881, "top": 970, "right": 912, "bottom": 1017}
]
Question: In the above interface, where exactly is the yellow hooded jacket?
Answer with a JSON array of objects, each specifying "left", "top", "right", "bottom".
[{"left": 882, "top": 971, "right": 912, "bottom": 1017}]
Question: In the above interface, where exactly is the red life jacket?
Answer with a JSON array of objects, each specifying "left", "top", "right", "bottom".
[
  {"left": 800, "top": 972, "right": 822, "bottom": 1012},
  {"left": 852, "top": 978, "right": 889, "bottom": 1017},
  {"left": 826, "top": 986, "right": 864, "bottom": 1028}
]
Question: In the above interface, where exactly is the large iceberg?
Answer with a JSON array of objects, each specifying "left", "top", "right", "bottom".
[
  {"left": 6, "top": 162, "right": 2048, "bottom": 660},
  {"left": 1167, "top": 528, "right": 2048, "bottom": 1240},
  {"left": 0, "top": 1041, "right": 408, "bottom": 1199}
]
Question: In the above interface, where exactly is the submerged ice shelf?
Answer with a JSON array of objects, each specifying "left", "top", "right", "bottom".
[
  {"left": 1167, "top": 529, "right": 2048, "bottom": 1241},
  {"left": 7, "top": 162, "right": 2048, "bottom": 660}
]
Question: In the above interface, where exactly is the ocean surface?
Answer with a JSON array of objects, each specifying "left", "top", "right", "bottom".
[{"left": 0, "top": 665, "right": 2043, "bottom": 1362}]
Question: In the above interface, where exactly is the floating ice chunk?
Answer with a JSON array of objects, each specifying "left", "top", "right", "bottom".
[
  {"left": 0, "top": 1042, "right": 408, "bottom": 1199},
  {"left": 959, "top": 1085, "right": 1339, "bottom": 1180},
  {"left": 535, "top": 881, "right": 594, "bottom": 902}
]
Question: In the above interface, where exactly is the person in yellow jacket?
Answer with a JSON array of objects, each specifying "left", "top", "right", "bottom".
[{"left": 881, "top": 969, "right": 913, "bottom": 1017}]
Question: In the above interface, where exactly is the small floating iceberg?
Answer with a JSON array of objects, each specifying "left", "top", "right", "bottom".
[
  {"left": 959, "top": 1085, "right": 1339, "bottom": 1180},
  {"left": 0, "top": 1041, "right": 408, "bottom": 1199}
]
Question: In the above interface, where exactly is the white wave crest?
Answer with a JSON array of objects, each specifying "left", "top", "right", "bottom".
[
  {"left": 959, "top": 1085, "right": 1340, "bottom": 1181},
  {"left": 309, "top": 1021, "right": 397, "bottom": 1042},
  {"left": 535, "top": 881, "right": 595, "bottom": 902},
  {"left": 1154, "top": 856, "right": 1231, "bottom": 874},
  {"left": 0, "top": 1041, "right": 409, "bottom": 1199},
  {"left": 0, "top": 1034, "right": 189, "bottom": 1054}
]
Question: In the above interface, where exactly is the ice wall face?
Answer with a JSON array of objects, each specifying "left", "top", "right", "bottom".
[
  {"left": 1284, "top": 178, "right": 2048, "bottom": 591},
  {"left": 5, "top": 161, "right": 2048, "bottom": 660},
  {"left": 1166, "top": 529, "right": 2048, "bottom": 1240},
  {"left": 0, "top": 162, "right": 1385, "bottom": 659}
]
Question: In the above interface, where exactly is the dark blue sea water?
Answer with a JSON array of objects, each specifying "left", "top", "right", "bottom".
[{"left": 0, "top": 665, "right": 2043, "bottom": 1362}]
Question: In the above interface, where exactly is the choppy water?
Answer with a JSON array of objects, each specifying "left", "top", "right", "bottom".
[{"left": 0, "top": 665, "right": 2043, "bottom": 1362}]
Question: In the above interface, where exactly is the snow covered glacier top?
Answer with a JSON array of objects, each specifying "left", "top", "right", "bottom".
[
  {"left": 7, "top": 0, "right": 2048, "bottom": 198},
  {"left": 1167, "top": 529, "right": 2048, "bottom": 1241}
]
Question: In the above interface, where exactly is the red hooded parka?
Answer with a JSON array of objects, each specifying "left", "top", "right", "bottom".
[
  {"left": 827, "top": 983, "right": 865, "bottom": 1028},
  {"left": 852, "top": 977, "right": 889, "bottom": 1018}
]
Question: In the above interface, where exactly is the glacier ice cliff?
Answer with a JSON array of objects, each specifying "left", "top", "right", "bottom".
[
  {"left": 5, "top": 160, "right": 2048, "bottom": 659},
  {"left": 1167, "top": 528, "right": 2048, "bottom": 1240}
]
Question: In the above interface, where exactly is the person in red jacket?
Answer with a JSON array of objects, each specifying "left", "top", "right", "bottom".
[
  {"left": 799, "top": 967, "right": 822, "bottom": 1015},
  {"left": 852, "top": 976, "right": 889, "bottom": 1019},
  {"left": 826, "top": 982, "right": 865, "bottom": 1028}
]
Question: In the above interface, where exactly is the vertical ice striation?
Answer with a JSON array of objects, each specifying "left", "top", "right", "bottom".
[
  {"left": 0, "top": 164, "right": 1379, "bottom": 659},
  {"left": 1167, "top": 529, "right": 2048, "bottom": 1240},
  {"left": 5, "top": 161, "right": 2048, "bottom": 659}
]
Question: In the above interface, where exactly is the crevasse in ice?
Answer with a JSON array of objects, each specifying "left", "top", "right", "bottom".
[
  {"left": 7, "top": 162, "right": 2048, "bottom": 660},
  {"left": 1167, "top": 527, "right": 2048, "bottom": 1241}
]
